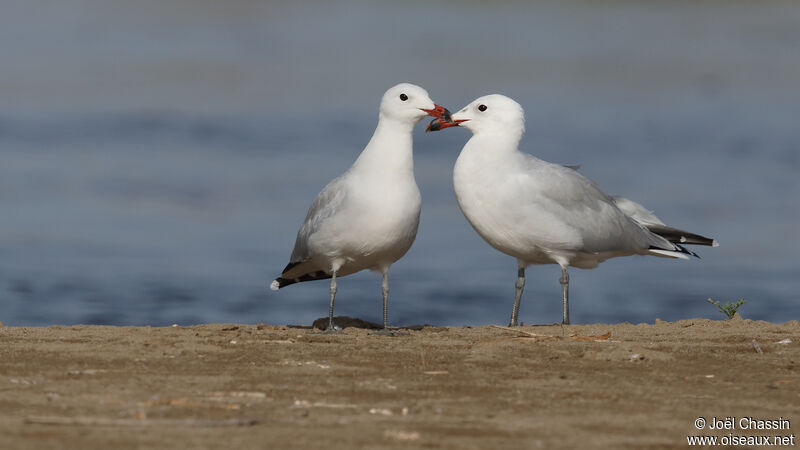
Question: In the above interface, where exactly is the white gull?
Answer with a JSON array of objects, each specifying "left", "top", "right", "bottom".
[
  {"left": 270, "top": 83, "right": 446, "bottom": 333},
  {"left": 428, "top": 94, "right": 718, "bottom": 326}
]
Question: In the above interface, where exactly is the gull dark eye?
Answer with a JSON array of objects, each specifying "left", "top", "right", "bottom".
[
  {"left": 399, "top": 93, "right": 408, "bottom": 101},
  {"left": 478, "top": 104, "right": 488, "bottom": 112}
]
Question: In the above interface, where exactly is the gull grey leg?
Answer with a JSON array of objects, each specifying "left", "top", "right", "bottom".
[
  {"left": 559, "top": 266, "right": 570, "bottom": 325},
  {"left": 371, "top": 268, "right": 406, "bottom": 336},
  {"left": 327, "top": 270, "right": 338, "bottom": 331},
  {"left": 381, "top": 269, "right": 390, "bottom": 329},
  {"left": 510, "top": 266, "right": 525, "bottom": 326}
]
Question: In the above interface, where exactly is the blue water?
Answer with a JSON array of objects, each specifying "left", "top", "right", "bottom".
[{"left": 1, "top": 1, "right": 798, "bottom": 326}]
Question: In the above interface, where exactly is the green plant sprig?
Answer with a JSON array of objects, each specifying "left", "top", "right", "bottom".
[{"left": 707, "top": 298, "right": 746, "bottom": 320}]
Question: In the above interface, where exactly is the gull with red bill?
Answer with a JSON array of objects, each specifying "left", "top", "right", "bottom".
[
  {"left": 270, "top": 83, "right": 448, "bottom": 334},
  {"left": 428, "top": 94, "right": 717, "bottom": 326}
]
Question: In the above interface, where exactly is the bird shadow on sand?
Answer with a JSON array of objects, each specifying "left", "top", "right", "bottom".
[{"left": 286, "top": 316, "right": 428, "bottom": 333}]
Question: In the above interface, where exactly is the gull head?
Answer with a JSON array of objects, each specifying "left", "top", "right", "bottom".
[
  {"left": 379, "top": 83, "right": 448, "bottom": 124},
  {"left": 427, "top": 94, "right": 525, "bottom": 137}
]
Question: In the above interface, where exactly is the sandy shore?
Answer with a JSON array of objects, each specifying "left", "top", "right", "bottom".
[{"left": 1, "top": 317, "right": 798, "bottom": 449}]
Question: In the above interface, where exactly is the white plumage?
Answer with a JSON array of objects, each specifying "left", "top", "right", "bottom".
[
  {"left": 432, "top": 94, "right": 717, "bottom": 325},
  {"left": 271, "top": 83, "right": 445, "bottom": 332}
]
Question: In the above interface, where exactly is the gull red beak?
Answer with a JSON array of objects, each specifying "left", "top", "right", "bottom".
[
  {"left": 421, "top": 104, "right": 466, "bottom": 132},
  {"left": 420, "top": 104, "right": 448, "bottom": 119},
  {"left": 426, "top": 115, "right": 467, "bottom": 132}
]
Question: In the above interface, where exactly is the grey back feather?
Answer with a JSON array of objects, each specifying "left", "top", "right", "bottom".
[
  {"left": 289, "top": 174, "right": 349, "bottom": 263},
  {"left": 613, "top": 196, "right": 716, "bottom": 247}
]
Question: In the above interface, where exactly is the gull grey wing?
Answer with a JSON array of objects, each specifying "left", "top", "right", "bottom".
[
  {"left": 612, "top": 196, "right": 665, "bottom": 226},
  {"left": 613, "top": 196, "right": 717, "bottom": 247},
  {"left": 287, "top": 174, "right": 350, "bottom": 267},
  {"left": 527, "top": 160, "right": 668, "bottom": 253},
  {"left": 271, "top": 175, "right": 349, "bottom": 290}
]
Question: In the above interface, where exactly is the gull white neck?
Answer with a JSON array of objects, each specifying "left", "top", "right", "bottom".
[
  {"left": 464, "top": 130, "right": 524, "bottom": 157},
  {"left": 352, "top": 115, "right": 416, "bottom": 175}
]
